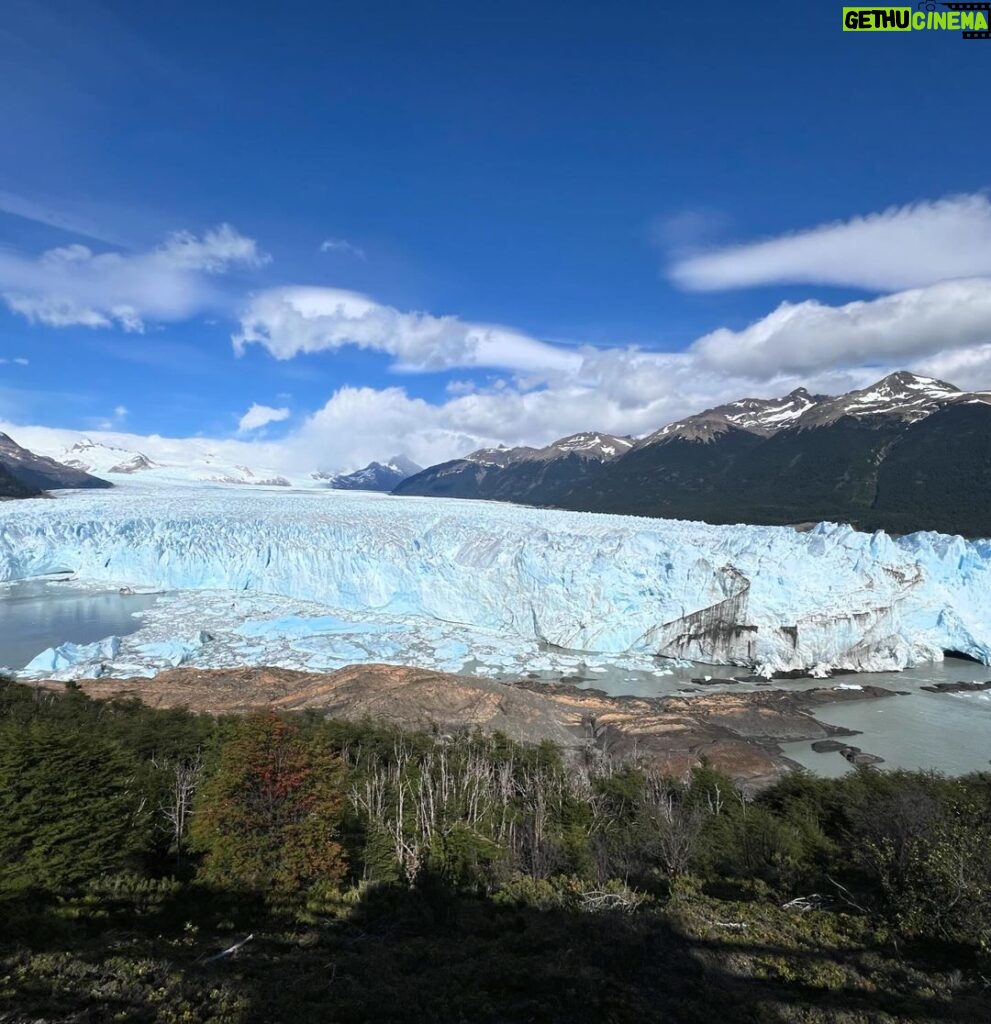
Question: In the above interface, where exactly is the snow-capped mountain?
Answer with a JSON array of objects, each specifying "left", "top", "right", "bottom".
[
  {"left": 465, "top": 432, "right": 632, "bottom": 467},
  {"left": 794, "top": 371, "right": 986, "bottom": 428},
  {"left": 0, "top": 433, "right": 112, "bottom": 492},
  {"left": 16, "top": 431, "right": 297, "bottom": 489},
  {"left": 59, "top": 438, "right": 159, "bottom": 476},
  {"left": 397, "top": 430, "right": 634, "bottom": 504},
  {"left": 642, "top": 373, "right": 990, "bottom": 445},
  {"left": 647, "top": 388, "right": 826, "bottom": 443},
  {"left": 314, "top": 455, "right": 423, "bottom": 492},
  {"left": 397, "top": 372, "right": 991, "bottom": 536},
  {"left": 465, "top": 445, "right": 540, "bottom": 468}
]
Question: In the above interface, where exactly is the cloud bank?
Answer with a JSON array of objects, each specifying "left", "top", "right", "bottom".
[
  {"left": 7, "top": 193, "right": 991, "bottom": 474},
  {"left": 670, "top": 194, "right": 991, "bottom": 292}
]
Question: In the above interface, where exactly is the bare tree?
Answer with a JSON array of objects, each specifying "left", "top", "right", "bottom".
[
  {"left": 641, "top": 772, "right": 710, "bottom": 879},
  {"left": 153, "top": 750, "right": 204, "bottom": 866}
]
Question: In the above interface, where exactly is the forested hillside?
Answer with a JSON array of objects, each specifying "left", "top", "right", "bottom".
[{"left": 1, "top": 676, "right": 988, "bottom": 1023}]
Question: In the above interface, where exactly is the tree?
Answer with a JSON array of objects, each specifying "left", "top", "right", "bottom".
[
  {"left": 191, "top": 712, "right": 347, "bottom": 894},
  {"left": 152, "top": 749, "right": 204, "bottom": 867},
  {"left": 0, "top": 721, "right": 150, "bottom": 892}
]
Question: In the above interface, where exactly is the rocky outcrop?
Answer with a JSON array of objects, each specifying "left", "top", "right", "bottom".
[
  {"left": 920, "top": 679, "right": 991, "bottom": 693},
  {"left": 37, "top": 663, "right": 899, "bottom": 789}
]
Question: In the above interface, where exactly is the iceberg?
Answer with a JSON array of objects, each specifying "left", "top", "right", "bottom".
[
  {"left": 3, "top": 488, "right": 991, "bottom": 678},
  {"left": 24, "top": 636, "right": 122, "bottom": 674}
]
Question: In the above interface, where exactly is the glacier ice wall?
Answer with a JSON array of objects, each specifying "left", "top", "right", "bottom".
[{"left": 2, "top": 488, "right": 991, "bottom": 673}]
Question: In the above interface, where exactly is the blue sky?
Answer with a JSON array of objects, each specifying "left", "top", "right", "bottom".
[{"left": 2, "top": 0, "right": 991, "bottom": 471}]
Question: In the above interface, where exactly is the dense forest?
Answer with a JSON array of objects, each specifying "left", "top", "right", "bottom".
[{"left": 1, "top": 675, "right": 989, "bottom": 1023}]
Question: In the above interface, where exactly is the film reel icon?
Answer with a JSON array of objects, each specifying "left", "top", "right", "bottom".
[{"left": 917, "top": 0, "right": 991, "bottom": 36}]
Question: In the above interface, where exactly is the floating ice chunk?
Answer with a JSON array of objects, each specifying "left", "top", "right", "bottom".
[
  {"left": 133, "top": 632, "right": 208, "bottom": 667},
  {"left": 25, "top": 635, "right": 121, "bottom": 673}
]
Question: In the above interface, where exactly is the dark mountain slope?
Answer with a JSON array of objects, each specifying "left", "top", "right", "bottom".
[
  {"left": 551, "top": 428, "right": 765, "bottom": 520},
  {"left": 866, "top": 402, "right": 991, "bottom": 535},
  {"left": 555, "top": 407, "right": 991, "bottom": 535},
  {"left": 0, "top": 433, "right": 112, "bottom": 491},
  {"left": 396, "top": 373, "right": 991, "bottom": 536},
  {"left": 394, "top": 432, "right": 631, "bottom": 504},
  {"left": 0, "top": 462, "right": 40, "bottom": 499}
]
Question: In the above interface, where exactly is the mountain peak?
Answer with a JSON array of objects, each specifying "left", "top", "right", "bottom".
[
  {"left": 870, "top": 370, "right": 959, "bottom": 394},
  {"left": 646, "top": 387, "right": 827, "bottom": 445},
  {"left": 795, "top": 371, "right": 967, "bottom": 429}
]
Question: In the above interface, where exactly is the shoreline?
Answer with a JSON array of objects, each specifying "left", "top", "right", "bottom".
[{"left": 31, "top": 663, "right": 904, "bottom": 791}]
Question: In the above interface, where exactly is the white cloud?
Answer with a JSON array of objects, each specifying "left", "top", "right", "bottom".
[
  {"left": 689, "top": 278, "right": 991, "bottom": 377},
  {"left": 158, "top": 224, "right": 270, "bottom": 273},
  {"left": 238, "top": 403, "right": 291, "bottom": 433},
  {"left": 91, "top": 403, "right": 130, "bottom": 431},
  {"left": 0, "top": 356, "right": 29, "bottom": 366},
  {"left": 670, "top": 194, "right": 991, "bottom": 292},
  {"left": 0, "top": 224, "right": 267, "bottom": 331},
  {"left": 320, "top": 238, "right": 366, "bottom": 260},
  {"left": 233, "top": 286, "right": 582, "bottom": 376}
]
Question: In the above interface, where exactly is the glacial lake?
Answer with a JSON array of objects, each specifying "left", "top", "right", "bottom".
[
  {"left": 779, "top": 669, "right": 991, "bottom": 778},
  {"left": 519, "top": 656, "right": 991, "bottom": 777},
  {"left": 0, "top": 579, "right": 160, "bottom": 670}
]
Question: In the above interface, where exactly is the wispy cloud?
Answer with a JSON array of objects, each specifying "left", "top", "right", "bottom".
[
  {"left": 0, "top": 356, "right": 29, "bottom": 366},
  {"left": 92, "top": 403, "right": 129, "bottom": 431},
  {"left": 320, "top": 237, "right": 366, "bottom": 260},
  {"left": 670, "top": 194, "right": 991, "bottom": 293},
  {"left": 0, "top": 189, "right": 122, "bottom": 245},
  {"left": 0, "top": 224, "right": 268, "bottom": 331}
]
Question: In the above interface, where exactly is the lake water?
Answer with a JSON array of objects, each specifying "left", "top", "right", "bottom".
[
  {"left": 501, "top": 656, "right": 991, "bottom": 776},
  {"left": 0, "top": 579, "right": 160, "bottom": 671},
  {"left": 779, "top": 673, "right": 991, "bottom": 777}
]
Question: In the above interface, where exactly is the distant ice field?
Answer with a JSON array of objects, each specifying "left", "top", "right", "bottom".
[{"left": 3, "top": 485, "right": 991, "bottom": 682}]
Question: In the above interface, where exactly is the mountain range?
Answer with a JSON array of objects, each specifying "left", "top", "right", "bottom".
[
  {"left": 312, "top": 455, "right": 423, "bottom": 492},
  {"left": 395, "top": 372, "right": 991, "bottom": 537}
]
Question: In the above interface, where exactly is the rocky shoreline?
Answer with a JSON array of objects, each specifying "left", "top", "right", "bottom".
[{"left": 35, "top": 664, "right": 902, "bottom": 790}]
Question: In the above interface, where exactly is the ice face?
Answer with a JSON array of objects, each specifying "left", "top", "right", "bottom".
[{"left": 2, "top": 487, "right": 991, "bottom": 679}]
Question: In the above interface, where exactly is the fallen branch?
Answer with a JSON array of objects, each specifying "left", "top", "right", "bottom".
[
  {"left": 781, "top": 894, "right": 823, "bottom": 912},
  {"left": 827, "top": 877, "right": 870, "bottom": 916},
  {"left": 200, "top": 934, "right": 254, "bottom": 964}
]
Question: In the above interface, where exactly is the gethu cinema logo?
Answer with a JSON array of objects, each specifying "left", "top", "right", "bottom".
[{"left": 842, "top": 3, "right": 990, "bottom": 32}]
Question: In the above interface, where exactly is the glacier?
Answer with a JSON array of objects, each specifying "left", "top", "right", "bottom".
[{"left": 2, "top": 486, "right": 991, "bottom": 681}]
